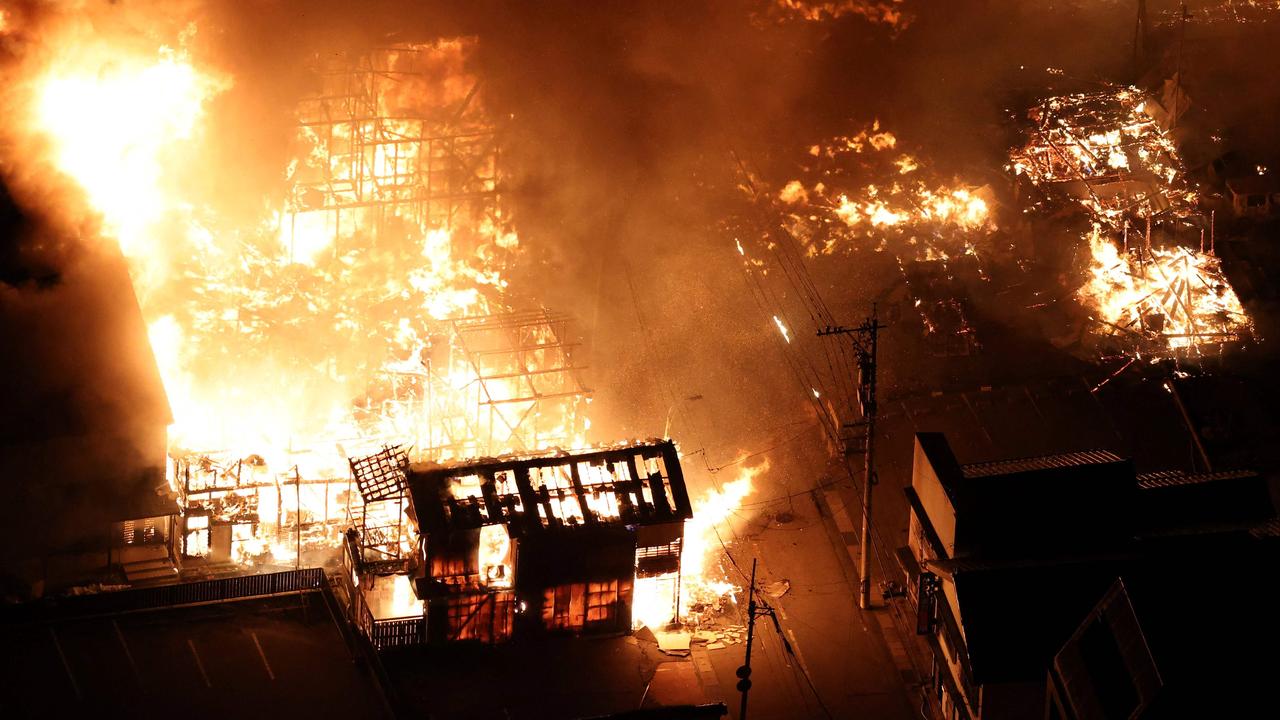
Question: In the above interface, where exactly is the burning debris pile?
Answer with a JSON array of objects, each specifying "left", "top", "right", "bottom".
[
  {"left": 1158, "top": 1, "right": 1280, "bottom": 26},
  {"left": 733, "top": 120, "right": 993, "bottom": 357},
  {"left": 1009, "top": 86, "right": 1254, "bottom": 357},
  {"left": 768, "top": 0, "right": 913, "bottom": 30},
  {"left": 1009, "top": 86, "right": 1197, "bottom": 230},
  {"left": 771, "top": 121, "right": 996, "bottom": 260},
  {"left": 1079, "top": 226, "right": 1251, "bottom": 354}
]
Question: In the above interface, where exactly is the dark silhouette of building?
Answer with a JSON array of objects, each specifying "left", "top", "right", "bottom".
[
  {"left": 1, "top": 184, "right": 175, "bottom": 598},
  {"left": 900, "top": 432, "right": 1278, "bottom": 719}
]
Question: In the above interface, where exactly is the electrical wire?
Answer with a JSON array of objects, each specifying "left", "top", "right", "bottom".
[{"left": 727, "top": 148, "right": 941, "bottom": 718}]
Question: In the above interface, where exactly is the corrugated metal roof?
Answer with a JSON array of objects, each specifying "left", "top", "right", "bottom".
[
  {"left": 1136, "top": 468, "right": 1258, "bottom": 489},
  {"left": 961, "top": 449, "right": 1124, "bottom": 478}
]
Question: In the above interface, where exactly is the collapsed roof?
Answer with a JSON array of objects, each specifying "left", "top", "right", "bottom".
[
  {"left": 1009, "top": 86, "right": 1198, "bottom": 229},
  {"left": 407, "top": 440, "right": 693, "bottom": 536}
]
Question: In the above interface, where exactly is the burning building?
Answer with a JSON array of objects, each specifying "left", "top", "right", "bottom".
[
  {"left": 1009, "top": 86, "right": 1197, "bottom": 230},
  {"left": 338, "top": 440, "right": 693, "bottom": 648},
  {"left": 1008, "top": 85, "right": 1253, "bottom": 356}
]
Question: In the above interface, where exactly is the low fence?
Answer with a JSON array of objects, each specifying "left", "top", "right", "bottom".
[
  {"left": 7, "top": 568, "right": 326, "bottom": 622},
  {"left": 369, "top": 615, "right": 427, "bottom": 649}
]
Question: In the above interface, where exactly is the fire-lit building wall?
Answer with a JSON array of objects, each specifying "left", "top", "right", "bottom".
[{"left": 397, "top": 441, "right": 693, "bottom": 644}]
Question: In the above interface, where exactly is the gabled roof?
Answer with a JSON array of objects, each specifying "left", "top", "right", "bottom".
[{"left": 407, "top": 440, "right": 692, "bottom": 535}]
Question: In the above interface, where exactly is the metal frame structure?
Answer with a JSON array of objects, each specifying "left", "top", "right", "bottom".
[{"left": 453, "top": 310, "right": 591, "bottom": 454}]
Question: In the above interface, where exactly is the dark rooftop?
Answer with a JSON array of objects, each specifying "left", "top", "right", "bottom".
[
  {"left": 1135, "top": 468, "right": 1259, "bottom": 489},
  {"left": 962, "top": 449, "right": 1125, "bottom": 479}
]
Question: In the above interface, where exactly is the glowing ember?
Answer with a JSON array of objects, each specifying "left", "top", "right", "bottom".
[
  {"left": 773, "top": 315, "right": 792, "bottom": 343},
  {"left": 773, "top": 122, "right": 995, "bottom": 259},
  {"left": 1079, "top": 226, "right": 1252, "bottom": 353},
  {"left": 1008, "top": 86, "right": 1198, "bottom": 229}
]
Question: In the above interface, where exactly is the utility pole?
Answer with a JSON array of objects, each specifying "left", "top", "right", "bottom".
[
  {"left": 736, "top": 559, "right": 758, "bottom": 720},
  {"left": 1133, "top": 0, "right": 1150, "bottom": 80},
  {"left": 819, "top": 305, "right": 887, "bottom": 610},
  {"left": 295, "top": 465, "right": 302, "bottom": 571},
  {"left": 736, "top": 558, "right": 781, "bottom": 720}
]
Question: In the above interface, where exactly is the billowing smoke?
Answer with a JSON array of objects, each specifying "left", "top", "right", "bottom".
[{"left": 4, "top": 0, "right": 1276, "bottom": 591}]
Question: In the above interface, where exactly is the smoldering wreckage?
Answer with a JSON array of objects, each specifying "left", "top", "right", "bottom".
[{"left": 2, "top": 2, "right": 1280, "bottom": 720}]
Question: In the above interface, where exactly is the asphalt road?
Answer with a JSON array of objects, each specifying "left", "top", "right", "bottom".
[{"left": 691, "top": 478, "right": 920, "bottom": 720}]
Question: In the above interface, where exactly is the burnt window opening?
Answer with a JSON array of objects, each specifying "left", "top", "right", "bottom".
[{"left": 543, "top": 583, "right": 587, "bottom": 631}]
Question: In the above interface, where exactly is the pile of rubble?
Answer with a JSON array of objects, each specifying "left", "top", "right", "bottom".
[{"left": 1009, "top": 86, "right": 1197, "bottom": 229}]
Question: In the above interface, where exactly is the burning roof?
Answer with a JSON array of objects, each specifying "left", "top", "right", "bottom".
[
  {"left": 1009, "top": 86, "right": 1254, "bottom": 357},
  {"left": 1078, "top": 226, "right": 1251, "bottom": 354},
  {"left": 407, "top": 440, "right": 693, "bottom": 536},
  {"left": 1009, "top": 86, "right": 1197, "bottom": 229}
]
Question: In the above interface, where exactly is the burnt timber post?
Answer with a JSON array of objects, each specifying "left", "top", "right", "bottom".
[{"left": 819, "top": 305, "right": 886, "bottom": 610}]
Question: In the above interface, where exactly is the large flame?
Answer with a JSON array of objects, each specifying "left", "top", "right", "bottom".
[
  {"left": 31, "top": 33, "right": 228, "bottom": 292},
  {"left": 632, "top": 461, "right": 762, "bottom": 630},
  {"left": 1079, "top": 225, "right": 1251, "bottom": 353},
  {"left": 772, "top": 122, "right": 995, "bottom": 260},
  {"left": 24, "top": 25, "right": 586, "bottom": 567}
]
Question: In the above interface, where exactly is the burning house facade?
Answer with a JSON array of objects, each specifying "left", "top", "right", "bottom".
[{"left": 340, "top": 440, "right": 693, "bottom": 648}]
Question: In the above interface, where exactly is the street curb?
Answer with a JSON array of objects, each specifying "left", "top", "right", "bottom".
[{"left": 809, "top": 481, "right": 921, "bottom": 689}]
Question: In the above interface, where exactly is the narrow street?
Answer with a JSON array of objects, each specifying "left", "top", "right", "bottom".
[{"left": 690, "top": 472, "right": 920, "bottom": 720}]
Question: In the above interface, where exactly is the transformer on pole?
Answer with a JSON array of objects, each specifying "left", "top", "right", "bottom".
[{"left": 818, "top": 304, "right": 886, "bottom": 610}]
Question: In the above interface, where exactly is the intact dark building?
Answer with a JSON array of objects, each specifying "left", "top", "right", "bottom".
[
  {"left": 899, "top": 432, "right": 1278, "bottom": 720},
  {"left": 1046, "top": 556, "right": 1279, "bottom": 720}
]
